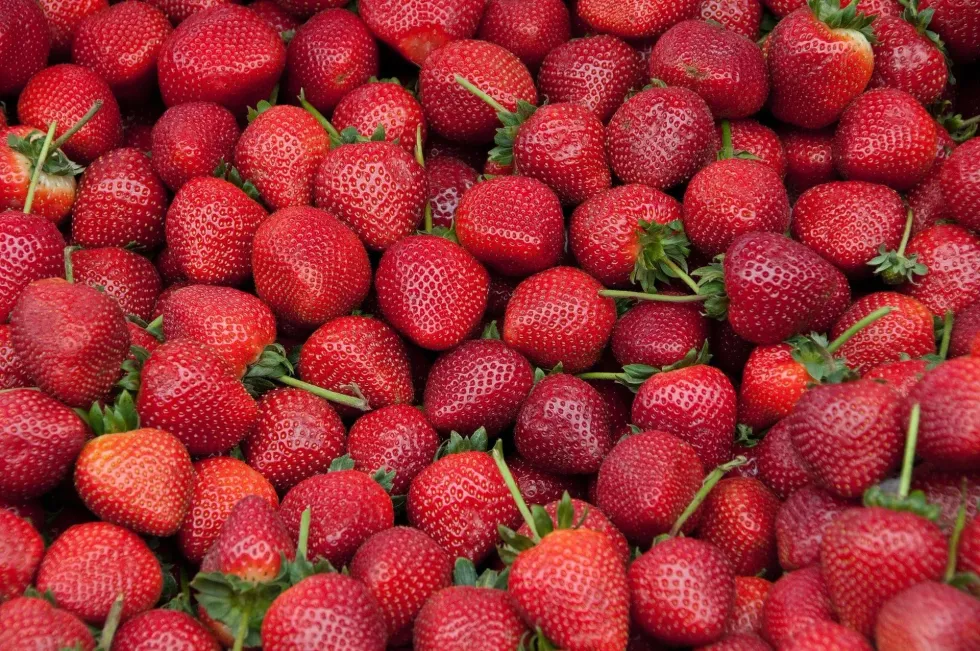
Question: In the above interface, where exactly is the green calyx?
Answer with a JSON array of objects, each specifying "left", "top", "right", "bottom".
[
  {"left": 808, "top": 0, "right": 877, "bottom": 43},
  {"left": 454, "top": 75, "right": 537, "bottom": 168},
  {"left": 436, "top": 427, "right": 489, "bottom": 459},
  {"left": 452, "top": 557, "right": 510, "bottom": 590},
  {"left": 868, "top": 209, "right": 928, "bottom": 284},
  {"left": 578, "top": 341, "right": 711, "bottom": 392},
  {"left": 692, "top": 256, "right": 729, "bottom": 320},
  {"left": 75, "top": 390, "right": 140, "bottom": 435},
  {"left": 631, "top": 220, "right": 700, "bottom": 294}
]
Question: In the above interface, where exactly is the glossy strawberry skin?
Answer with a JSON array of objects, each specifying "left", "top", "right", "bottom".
[
  {"left": 775, "top": 485, "right": 849, "bottom": 571},
  {"left": 113, "top": 609, "right": 220, "bottom": 651},
  {"left": 0, "top": 0, "right": 50, "bottom": 95},
  {"left": 333, "top": 82, "right": 427, "bottom": 155},
  {"left": 760, "top": 567, "right": 836, "bottom": 647},
  {"left": 478, "top": 0, "right": 570, "bottom": 71},
  {"left": 613, "top": 299, "right": 709, "bottom": 369},
  {"left": 0, "top": 212, "right": 66, "bottom": 323},
  {"left": 908, "top": 356, "right": 980, "bottom": 469},
  {"left": 578, "top": 0, "right": 700, "bottom": 39},
  {"left": 359, "top": 0, "right": 485, "bottom": 66},
  {"left": 150, "top": 102, "right": 241, "bottom": 193},
  {"left": 941, "top": 137, "right": 980, "bottom": 232},
  {"left": 697, "top": 477, "right": 780, "bottom": 576},
  {"left": 158, "top": 5, "right": 286, "bottom": 115},
  {"left": 830, "top": 292, "right": 935, "bottom": 375},
  {"left": 279, "top": 470, "right": 394, "bottom": 567},
  {"left": 875, "top": 581, "right": 980, "bottom": 650},
  {"left": 901, "top": 224, "right": 980, "bottom": 315},
  {"left": 869, "top": 16, "right": 947, "bottom": 105},
  {"left": 0, "top": 509, "right": 43, "bottom": 602},
  {"left": 0, "top": 596, "right": 94, "bottom": 651},
  {"left": 347, "top": 405, "right": 440, "bottom": 496},
  {"left": 413, "top": 585, "right": 527, "bottom": 650}
]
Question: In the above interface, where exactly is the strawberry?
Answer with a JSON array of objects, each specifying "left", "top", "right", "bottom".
[
  {"left": 113, "top": 609, "right": 220, "bottom": 651},
  {"left": 0, "top": 325, "right": 29, "bottom": 390},
  {"left": 766, "top": 0, "right": 875, "bottom": 129},
  {"left": 503, "top": 266, "right": 616, "bottom": 373},
  {"left": 260, "top": 573, "right": 388, "bottom": 650},
  {"left": 650, "top": 21, "right": 769, "bottom": 119},
  {"left": 781, "top": 126, "right": 838, "bottom": 194},
  {"left": 426, "top": 155, "right": 478, "bottom": 228},
  {"left": 606, "top": 86, "right": 715, "bottom": 190},
  {"left": 158, "top": 5, "right": 286, "bottom": 115},
  {"left": 950, "top": 299, "right": 980, "bottom": 357},
  {"left": 38, "top": 522, "right": 163, "bottom": 624},
  {"left": 595, "top": 430, "right": 705, "bottom": 543},
  {"left": 413, "top": 584, "right": 527, "bottom": 650},
  {"left": 313, "top": 139, "right": 426, "bottom": 252},
  {"left": 753, "top": 418, "right": 812, "bottom": 499},
  {"left": 359, "top": 0, "right": 486, "bottom": 66},
  {"left": 299, "top": 316, "right": 415, "bottom": 414},
  {"left": 698, "top": 0, "right": 763, "bottom": 38},
  {"left": 829, "top": 292, "right": 935, "bottom": 374},
  {"left": 72, "top": 148, "right": 169, "bottom": 250},
  {"left": 722, "top": 120, "right": 787, "bottom": 178},
  {"left": 577, "top": 0, "right": 699, "bottom": 39},
  {"left": 775, "top": 485, "right": 850, "bottom": 570},
  {"left": 869, "top": 14, "right": 947, "bottom": 105},
  {"left": 941, "top": 137, "right": 980, "bottom": 232},
  {"left": 0, "top": 0, "right": 50, "bottom": 95},
  {"left": 536, "top": 34, "right": 645, "bottom": 123},
  {"left": 900, "top": 224, "right": 980, "bottom": 315},
  {"left": 69, "top": 247, "right": 162, "bottom": 322},
  {"left": 455, "top": 176, "right": 565, "bottom": 275},
  {"left": 150, "top": 102, "right": 241, "bottom": 193},
  {"left": 248, "top": 0, "right": 300, "bottom": 32},
  {"left": 332, "top": 81, "right": 427, "bottom": 155},
  {"left": 726, "top": 577, "right": 771, "bottom": 636},
  {"left": 347, "top": 405, "right": 440, "bottom": 496},
  {"left": 760, "top": 567, "right": 837, "bottom": 647},
  {"left": 738, "top": 344, "right": 811, "bottom": 430},
  {"left": 165, "top": 176, "right": 268, "bottom": 286},
  {"left": 18, "top": 64, "right": 123, "bottom": 165},
  {"left": 350, "top": 527, "right": 453, "bottom": 645},
  {"left": 909, "top": 356, "right": 980, "bottom": 468},
  {"left": 875, "top": 581, "right": 980, "bottom": 649},
  {"left": 0, "top": 126, "right": 80, "bottom": 225},
  {"left": 279, "top": 468, "right": 394, "bottom": 567},
  {"left": 0, "top": 596, "right": 94, "bottom": 650},
  {"left": 72, "top": 1, "right": 173, "bottom": 103},
  {"left": 612, "top": 299, "right": 709, "bottom": 368},
  {"left": 697, "top": 477, "right": 780, "bottom": 576},
  {"left": 0, "top": 212, "right": 65, "bottom": 322},
  {"left": 376, "top": 234, "right": 489, "bottom": 350},
  {"left": 918, "top": 0, "right": 980, "bottom": 63},
  {"left": 780, "top": 622, "right": 873, "bottom": 650},
  {"left": 419, "top": 40, "right": 537, "bottom": 144},
  {"left": 136, "top": 339, "right": 258, "bottom": 456},
  {"left": 36, "top": 0, "right": 107, "bottom": 57},
  {"left": 0, "top": 509, "right": 43, "bottom": 602},
  {"left": 177, "top": 456, "right": 279, "bottom": 563},
  {"left": 478, "top": 0, "right": 571, "bottom": 71}
]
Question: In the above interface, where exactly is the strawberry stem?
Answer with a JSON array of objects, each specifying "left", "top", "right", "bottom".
[
  {"left": 454, "top": 75, "right": 509, "bottom": 115},
  {"left": 937, "top": 311, "right": 953, "bottom": 361},
  {"left": 99, "top": 594, "right": 124, "bottom": 649},
  {"left": 275, "top": 376, "right": 369, "bottom": 410},
  {"left": 22, "top": 121, "right": 57, "bottom": 216},
  {"left": 826, "top": 306, "right": 892, "bottom": 354},
  {"left": 599, "top": 289, "right": 708, "bottom": 303},
  {"left": 944, "top": 480, "right": 969, "bottom": 583},
  {"left": 667, "top": 456, "right": 747, "bottom": 539},
  {"left": 490, "top": 440, "right": 540, "bottom": 542},
  {"left": 51, "top": 100, "right": 102, "bottom": 152},
  {"left": 898, "top": 403, "right": 921, "bottom": 499}
]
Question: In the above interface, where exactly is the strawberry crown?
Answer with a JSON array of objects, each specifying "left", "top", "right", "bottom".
[
  {"left": 577, "top": 341, "right": 711, "bottom": 392},
  {"left": 808, "top": 0, "right": 877, "bottom": 44}
]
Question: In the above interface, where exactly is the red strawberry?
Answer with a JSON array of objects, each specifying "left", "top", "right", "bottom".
[
  {"left": 726, "top": 577, "right": 771, "bottom": 636},
  {"left": 347, "top": 405, "right": 440, "bottom": 495},
  {"left": 697, "top": 477, "right": 780, "bottom": 576},
  {"left": 753, "top": 418, "right": 812, "bottom": 499},
  {"left": 113, "top": 609, "right": 220, "bottom": 651},
  {"left": 606, "top": 86, "right": 715, "bottom": 190},
  {"left": 455, "top": 176, "right": 565, "bottom": 276},
  {"left": 869, "top": 14, "right": 947, "bottom": 105},
  {"left": 941, "top": 137, "right": 980, "bottom": 232},
  {"left": 0, "top": 0, "right": 50, "bottom": 96},
  {"left": 419, "top": 40, "right": 537, "bottom": 144},
  {"left": 150, "top": 102, "right": 241, "bottom": 193},
  {"left": 875, "top": 581, "right": 980, "bottom": 649},
  {"left": 595, "top": 430, "right": 705, "bottom": 543},
  {"left": 781, "top": 126, "right": 838, "bottom": 193},
  {"left": 722, "top": 120, "right": 787, "bottom": 178},
  {"left": 650, "top": 21, "right": 769, "bottom": 119},
  {"left": 775, "top": 485, "right": 850, "bottom": 570},
  {"left": 314, "top": 140, "right": 426, "bottom": 251},
  {"left": 698, "top": 0, "right": 763, "bottom": 38},
  {"left": 829, "top": 292, "right": 935, "bottom": 375},
  {"left": 738, "top": 344, "right": 810, "bottom": 430},
  {"left": 577, "top": 0, "right": 699, "bottom": 39},
  {"left": 908, "top": 356, "right": 980, "bottom": 468},
  {"left": 248, "top": 0, "right": 300, "bottom": 32},
  {"left": 36, "top": 0, "right": 107, "bottom": 57},
  {"left": 72, "top": 1, "right": 173, "bottom": 102},
  {"left": 612, "top": 299, "right": 709, "bottom": 368},
  {"left": 766, "top": 1, "right": 875, "bottom": 128},
  {"left": 901, "top": 224, "right": 980, "bottom": 315},
  {"left": 0, "top": 597, "right": 94, "bottom": 650},
  {"left": 0, "top": 325, "right": 29, "bottom": 390},
  {"left": 38, "top": 522, "right": 162, "bottom": 624},
  {"left": 918, "top": 0, "right": 980, "bottom": 63},
  {"left": 781, "top": 622, "right": 872, "bottom": 650},
  {"left": 351, "top": 527, "right": 453, "bottom": 645},
  {"left": 165, "top": 176, "right": 268, "bottom": 286},
  {"left": 478, "top": 0, "right": 570, "bottom": 71},
  {"left": 279, "top": 469, "right": 394, "bottom": 567},
  {"left": 0, "top": 509, "right": 43, "bottom": 602},
  {"left": 359, "top": 0, "right": 485, "bottom": 66},
  {"left": 426, "top": 155, "right": 478, "bottom": 228},
  {"left": 536, "top": 34, "right": 645, "bottom": 123},
  {"left": 332, "top": 81, "right": 427, "bottom": 155},
  {"left": 0, "top": 212, "right": 65, "bottom": 322},
  {"left": 177, "top": 456, "right": 278, "bottom": 563},
  {"left": 299, "top": 316, "right": 414, "bottom": 413},
  {"left": 760, "top": 567, "right": 837, "bottom": 647},
  {"left": 413, "top": 585, "right": 527, "bottom": 650},
  {"left": 260, "top": 573, "right": 388, "bottom": 650},
  {"left": 69, "top": 247, "right": 162, "bottom": 321},
  {"left": 158, "top": 5, "right": 286, "bottom": 115},
  {"left": 18, "top": 64, "right": 123, "bottom": 165},
  {"left": 72, "top": 148, "right": 169, "bottom": 250},
  {"left": 950, "top": 299, "right": 980, "bottom": 357},
  {"left": 136, "top": 339, "right": 258, "bottom": 456}
]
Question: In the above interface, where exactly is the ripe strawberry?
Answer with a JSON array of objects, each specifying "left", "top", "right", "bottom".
[
  {"left": 359, "top": 0, "right": 485, "bottom": 66},
  {"left": 158, "top": 5, "right": 286, "bottom": 115},
  {"left": 150, "top": 102, "right": 241, "bottom": 193},
  {"left": 869, "top": 15, "right": 947, "bottom": 105},
  {"left": 606, "top": 86, "right": 715, "bottom": 190},
  {"left": 612, "top": 299, "right": 709, "bottom": 368},
  {"left": 919, "top": 0, "right": 980, "bottom": 63},
  {"left": 875, "top": 581, "right": 980, "bottom": 649},
  {"left": 347, "top": 405, "right": 440, "bottom": 495},
  {"left": 901, "top": 224, "right": 980, "bottom": 315},
  {"left": 821, "top": 506, "right": 946, "bottom": 637},
  {"left": 650, "top": 21, "right": 769, "bottom": 119},
  {"left": 38, "top": 522, "right": 162, "bottom": 624},
  {"left": 0, "top": 509, "right": 43, "bottom": 602},
  {"left": 941, "top": 137, "right": 980, "bottom": 232},
  {"left": 113, "top": 609, "right": 220, "bottom": 651},
  {"left": 536, "top": 34, "right": 645, "bottom": 123},
  {"left": 760, "top": 567, "right": 837, "bottom": 647},
  {"left": 503, "top": 266, "right": 616, "bottom": 373},
  {"left": 426, "top": 155, "right": 478, "bottom": 228},
  {"left": 0, "top": 597, "right": 94, "bottom": 650},
  {"left": 909, "top": 356, "right": 980, "bottom": 468},
  {"left": 775, "top": 485, "right": 850, "bottom": 570},
  {"left": 0, "top": 0, "right": 50, "bottom": 95},
  {"left": 260, "top": 573, "right": 388, "bottom": 651},
  {"left": 726, "top": 577, "right": 771, "bottom": 636},
  {"left": 577, "top": 0, "right": 699, "bottom": 39},
  {"left": 950, "top": 299, "right": 980, "bottom": 357},
  {"left": 721, "top": 120, "right": 787, "bottom": 179},
  {"left": 69, "top": 247, "right": 162, "bottom": 322},
  {"left": 351, "top": 527, "right": 453, "bottom": 645},
  {"left": 36, "top": 0, "right": 107, "bottom": 57},
  {"left": 419, "top": 40, "right": 537, "bottom": 144},
  {"left": 780, "top": 621, "right": 873, "bottom": 650},
  {"left": 456, "top": 176, "right": 565, "bottom": 276},
  {"left": 697, "top": 477, "right": 780, "bottom": 576},
  {"left": 781, "top": 126, "right": 838, "bottom": 193},
  {"left": 595, "top": 430, "right": 705, "bottom": 542},
  {"left": 18, "top": 65, "right": 123, "bottom": 165},
  {"left": 478, "top": 0, "right": 570, "bottom": 71},
  {"left": 0, "top": 212, "right": 65, "bottom": 322},
  {"left": 248, "top": 0, "right": 300, "bottom": 32},
  {"left": 299, "top": 316, "right": 414, "bottom": 413},
  {"left": 332, "top": 81, "right": 427, "bottom": 155},
  {"left": 753, "top": 418, "right": 812, "bottom": 499},
  {"left": 72, "top": 1, "right": 173, "bottom": 102},
  {"left": 279, "top": 469, "right": 394, "bottom": 567},
  {"left": 698, "top": 0, "right": 763, "bottom": 38},
  {"left": 413, "top": 584, "right": 527, "bottom": 650},
  {"left": 830, "top": 292, "right": 935, "bottom": 374},
  {"left": 767, "top": 0, "right": 875, "bottom": 128},
  {"left": 166, "top": 176, "right": 268, "bottom": 286},
  {"left": 136, "top": 339, "right": 258, "bottom": 456},
  {"left": 177, "top": 456, "right": 278, "bottom": 563}
]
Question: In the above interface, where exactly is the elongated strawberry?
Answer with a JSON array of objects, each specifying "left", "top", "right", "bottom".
[
  {"left": 775, "top": 485, "right": 850, "bottom": 570},
  {"left": 113, "top": 609, "right": 220, "bottom": 651},
  {"left": 0, "top": 509, "right": 43, "bottom": 602},
  {"left": 359, "top": 0, "right": 485, "bottom": 66},
  {"left": 150, "top": 102, "right": 240, "bottom": 193},
  {"left": 761, "top": 567, "right": 837, "bottom": 647},
  {"left": 900, "top": 224, "right": 980, "bottom": 315},
  {"left": 414, "top": 583, "right": 527, "bottom": 650},
  {"left": 0, "top": 212, "right": 65, "bottom": 322},
  {"left": 0, "top": 596, "right": 94, "bottom": 650},
  {"left": 0, "top": 0, "right": 50, "bottom": 96},
  {"left": 578, "top": 0, "right": 700, "bottom": 38}
]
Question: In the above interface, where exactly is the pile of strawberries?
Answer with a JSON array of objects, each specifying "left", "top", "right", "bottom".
[{"left": 1, "top": 0, "right": 980, "bottom": 648}]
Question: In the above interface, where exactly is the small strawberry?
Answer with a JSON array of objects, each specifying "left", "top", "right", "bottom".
[
  {"left": 113, "top": 609, "right": 220, "bottom": 651},
  {"left": 332, "top": 80, "right": 427, "bottom": 155},
  {"left": 150, "top": 102, "right": 241, "bottom": 193},
  {"left": 612, "top": 298, "right": 709, "bottom": 368},
  {"left": 577, "top": 0, "right": 700, "bottom": 39},
  {"left": 875, "top": 581, "right": 980, "bottom": 649},
  {"left": 697, "top": 477, "right": 780, "bottom": 576},
  {"left": 69, "top": 247, "right": 162, "bottom": 322},
  {"left": 698, "top": 0, "right": 763, "bottom": 38},
  {"left": 869, "top": 12, "right": 947, "bottom": 105},
  {"left": 0, "top": 212, "right": 65, "bottom": 322},
  {"left": 426, "top": 155, "right": 478, "bottom": 228},
  {"left": 0, "top": 597, "right": 94, "bottom": 650},
  {"left": 781, "top": 126, "right": 838, "bottom": 193},
  {"left": 478, "top": 0, "right": 571, "bottom": 71},
  {"left": 359, "top": 0, "right": 486, "bottom": 66},
  {"left": 829, "top": 292, "right": 935, "bottom": 375},
  {"left": 722, "top": 120, "right": 787, "bottom": 178},
  {"left": 0, "top": 509, "right": 43, "bottom": 602},
  {"left": 775, "top": 485, "right": 850, "bottom": 570},
  {"left": 753, "top": 418, "right": 812, "bottom": 499},
  {"left": 760, "top": 567, "right": 837, "bottom": 647},
  {"left": 900, "top": 224, "right": 980, "bottom": 315},
  {"left": 909, "top": 356, "right": 980, "bottom": 469},
  {"left": 941, "top": 136, "right": 980, "bottom": 232},
  {"left": 347, "top": 405, "right": 441, "bottom": 496},
  {"left": 413, "top": 583, "right": 527, "bottom": 650},
  {"left": 0, "top": 0, "right": 50, "bottom": 96}
]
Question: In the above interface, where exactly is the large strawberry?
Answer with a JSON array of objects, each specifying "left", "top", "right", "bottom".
[
  {"left": 113, "top": 609, "right": 220, "bottom": 651},
  {"left": 359, "top": 0, "right": 486, "bottom": 66},
  {"left": 0, "top": 0, "right": 50, "bottom": 96},
  {"left": 0, "top": 508, "right": 43, "bottom": 602},
  {"left": 478, "top": 0, "right": 570, "bottom": 71},
  {"left": 829, "top": 292, "right": 935, "bottom": 374},
  {"left": 414, "top": 582, "right": 527, "bottom": 650},
  {"left": 909, "top": 356, "right": 980, "bottom": 469},
  {"left": 332, "top": 81, "right": 427, "bottom": 155},
  {"left": 347, "top": 405, "right": 440, "bottom": 496},
  {"left": 150, "top": 102, "right": 241, "bottom": 193},
  {"left": 767, "top": 0, "right": 875, "bottom": 128},
  {"left": 0, "top": 597, "right": 94, "bottom": 650},
  {"left": 0, "top": 212, "right": 65, "bottom": 322},
  {"left": 900, "top": 224, "right": 980, "bottom": 315},
  {"left": 941, "top": 137, "right": 980, "bottom": 232},
  {"left": 577, "top": 0, "right": 700, "bottom": 39}
]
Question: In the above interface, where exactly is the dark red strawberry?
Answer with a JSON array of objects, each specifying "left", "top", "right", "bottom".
[
  {"left": 0, "top": 212, "right": 65, "bottom": 322},
  {"left": 698, "top": 0, "right": 763, "bottom": 38},
  {"left": 0, "top": 596, "right": 94, "bottom": 650},
  {"left": 606, "top": 86, "right": 716, "bottom": 190},
  {"left": 753, "top": 418, "right": 812, "bottom": 499},
  {"left": 347, "top": 405, "right": 440, "bottom": 495},
  {"left": 413, "top": 584, "right": 527, "bottom": 650},
  {"left": 0, "top": 508, "right": 43, "bottom": 602},
  {"left": 158, "top": 5, "right": 286, "bottom": 115},
  {"left": 426, "top": 155, "right": 478, "bottom": 228},
  {"left": 875, "top": 581, "right": 980, "bottom": 650},
  {"left": 869, "top": 14, "right": 947, "bottom": 105},
  {"left": 775, "top": 485, "right": 850, "bottom": 570},
  {"left": 830, "top": 292, "right": 935, "bottom": 375},
  {"left": 332, "top": 81, "right": 427, "bottom": 155},
  {"left": 113, "top": 609, "right": 220, "bottom": 651},
  {"left": 781, "top": 126, "right": 838, "bottom": 194},
  {"left": 478, "top": 0, "right": 570, "bottom": 71},
  {"left": 901, "top": 224, "right": 980, "bottom": 315},
  {"left": 0, "top": 0, "right": 50, "bottom": 96},
  {"left": 941, "top": 137, "right": 980, "bottom": 232},
  {"left": 577, "top": 0, "right": 700, "bottom": 39},
  {"left": 359, "top": 0, "right": 485, "bottom": 66},
  {"left": 722, "top": 120, "right": 787, "bottom": 178},
  {"left": 69, "top": 247, "right": 162, "bottom": 321},
  {"left": 918, "top": 0, "right": 980, "bottom": 63},
  {"left": 150, "top": 101, "right": 241, "bottom": 193},
  {"left": 284, "top": 9, "right": 378, "bottom": 115},
  {"left": 697, "top": 477, "right": 780, "bottom": 576},
  {"left": 760, "top": 567, "right": 837, "bottom": 647},
  {"left": 909, "top": 356, "right": 980, "bottom": 468}
]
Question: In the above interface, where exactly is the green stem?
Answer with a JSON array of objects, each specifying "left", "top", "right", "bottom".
[
  {"left": 232, "top": 604, "right": 250, "bottom": 651},
  {"left": 663, "top": 258, "right": 701, "bottom": 295},
  {"left": 667, "top": 456, "right": 747, "bottom": 539},
  {"left": 51, "top": 100, "right": 102, "bottom": 152},
  {"left": 275, "top": 375, "right": 369, "bottom": 411},
  {"left": 454, "top": 75, "right": 509, "bottom": 116},
  {"left": 99, "top": 594, "right": 124, "bottom": 650},
  {"left": 718, "top": 120, "right": 735, "bottom": 160},
  {"left": 898, "top": 404, "right": 920, "bottom": 499},
  {"left": 826, "top": 306, "right": 893, "bottom": 354},
  {"left": 298, "top": 89, "right": 341, "bottom": 144},
  {"left": 491, "top": 440, "right": 539, "bottom": 542},
  {"left": 22, "top": 122, "right": 57, "bottom": 216},
  {"left": 599, "top": 289, "right": 708, "bottom": 303},
  {"left": 896, "top": 208, "right": 914, "bottom": 258},
  {"left": 937, "top": 311, "right": 953, "bottom": 361},
  {"left": 576, "top": 372, "right": 623, "bottom": 381},
  {"left": 945, "top": 480, "right": 969, "bottom": 583},
  {"left": 297, "top": 507, "right": 311, "bottom": 562}
]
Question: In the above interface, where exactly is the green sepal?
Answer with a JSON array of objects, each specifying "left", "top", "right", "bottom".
[
  {"left": 75, "top": 390, "right": 140, "bottom": 435},
  {"left": 788, "top": 333, "right": 855, "bottom": 384},
  {"left": 213, "top": 159, "right": 261, "bottom": 202},
  {"left": 7, "top": 131, "right": 84, "bottom": 177},
  {"left": 631, "top": 220, "right": 693, "bottom": 294},
  {"left": 532, "top": 362, "right": 564, "bottom": 385},
  {"left": 868, "top": 243, "right": 928, "bottom": 285},
  {"left": 692, "top": 257, "right": 729, "bottom": 320},
  {"left": 862, "top": 486, "right": 941, "bottom": 521},
  {"left": 190, "top": 572, "right": 280, "bottom": 648},
  {"left": 482, "top": 320, "right": 500, "bottom": 340},
  {"left": 242, "top": 343, "right": 294, "bottom": 398},
  {"left": 328, "top": 454, "right": 357, "bottom": 472},
  {"left": 808, "top": 0, "right": 876, "bottom": 43},
  {"left": 436, "top": 427, "right": 489, "bottom": 459},
  {"left": 116, "top": 345, "right": 150, "bottom": 393}
]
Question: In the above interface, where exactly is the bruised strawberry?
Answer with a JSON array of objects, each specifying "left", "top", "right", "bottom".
[
  {"left": 577, "top": 0, "right": 700, "bottom": 39},
  {"left": 0, "top": 0, "right": 50, "bottom": 96},
  {"left": 0, "top": 508, "right": 43, "bottom": 602},
  {"left": 941, "top": 137, "right": 980, "bottom": 232},
  {"left": 113, "top": 609, "right": 220, "bottom": 651},
  {"left": 413, "top": 584, "right": 527, "bottom": 650},
  {"left": 775, "top": 485, "right": 850, "bottom": 570},
  {"left": 781, "top": 126, "right": 838, "bottom": 193},
  {"left": 359, "top": 0, "right": 485, "bottom": 66},
  {"left": 0, "top": 596, "right": 94, "bottom": 650},
  {"left": 0, "top": 212, "right": 65, "bottom": 322},
  {"left": 150, "top": 102, "right": 241, "bottom": 193},
  {"left": 829, "top": 292, "right": 935, "bottom": 375},
  {"left": 332, "top": 81, "right": 427, "bottom": 155},
  {"left": 900, "top": 224, "right": 980, "bottom": 315},
  {"left": 875, "top": 581, "right": 980, "bottom": 650},
  {"left": 760, "top": 567, "right": 837, "bottom": 647},
  {"left": 478, "top": 0, "right": 570, "bottom": 71},
  {"left": 612, "top": 299, "right": 709, "bottom": 369},
  {"left": 908, "top": 356, "right": 980, "bottom": 469},
  {"left": 347, "top": 405, "right": 440, "bottom": 495}
]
